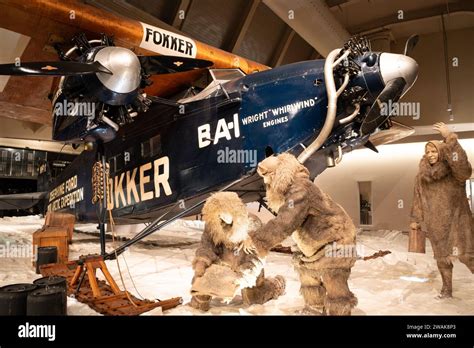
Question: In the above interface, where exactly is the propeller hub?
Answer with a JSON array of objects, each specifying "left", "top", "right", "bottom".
[
  {"left": 379, "top": 53, "right": 418, "bottom": 96},
  {"left": 93, "top": 47, "right": 141, "bottom": 94}
]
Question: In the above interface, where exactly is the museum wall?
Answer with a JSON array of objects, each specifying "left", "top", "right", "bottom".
[
  {"left": 392, "top": 26, "right": 474, "bottom": 127},
  {"left": 0, "top": 118, "right": 80, "bottom": 154},
  {"left": 315, "top": 138, "right": 474, "bottom": 231},
  {"left": 0, "top": 117, "right": 51, "bottom": 140}
]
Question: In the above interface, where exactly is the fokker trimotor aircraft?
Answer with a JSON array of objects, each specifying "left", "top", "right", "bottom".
[{"left": 0, "top": 0, "right": 418, "bottom": 258}]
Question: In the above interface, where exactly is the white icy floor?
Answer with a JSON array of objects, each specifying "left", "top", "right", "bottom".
[{"left": 0, "top": 215, "right": 472, "bottom": 315}]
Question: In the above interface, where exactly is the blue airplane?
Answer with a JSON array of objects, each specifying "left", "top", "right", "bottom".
[{"left": 0, "top": 33, "right": 418, "bottom": 258}]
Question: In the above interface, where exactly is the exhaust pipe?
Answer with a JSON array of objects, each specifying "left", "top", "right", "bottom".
[{"left": 297, "top": 48, "right": 348, "bottom": 164}]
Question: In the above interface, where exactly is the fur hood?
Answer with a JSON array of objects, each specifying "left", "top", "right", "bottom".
[
  {"left": 418, "top": 140, "right": 450, "bottom": 183},
  {"left": 258, "top": 153, "right": 310, "bottom": 212},
  {"left": 202, "top": 192, "right": 249, "bottom": 248}
]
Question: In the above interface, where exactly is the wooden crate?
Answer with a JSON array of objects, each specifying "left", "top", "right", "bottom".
[
  {"left": 33, "top": 227, "right": 69, "bottom": 264},
  {"left": 45, "top": 212, "right": 76, "bottom": 242}
]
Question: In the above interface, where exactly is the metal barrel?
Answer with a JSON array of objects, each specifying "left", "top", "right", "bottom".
[
  {"left": 33, "top": 276, "right": 67, "bottom": 292},
  {"left": 36, "top": 246, "right": 58, "bottom": 274},
  {"left": 0, "top": 283, "right": 37, "bottom": 315},
  {"left": 27, "top": 287, "right": 67, "bottom": 316}
]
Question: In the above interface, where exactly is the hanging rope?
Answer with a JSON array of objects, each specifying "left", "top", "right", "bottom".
[
  {"left": 121, "top": 248, "right": 146, "bottom": 301},
  {"left": 109, "top": 206, "right": 138, "bottom": 307}
]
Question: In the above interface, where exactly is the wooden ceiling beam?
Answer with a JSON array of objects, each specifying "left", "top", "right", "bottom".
[
  {"left": 270, "top": 26, "right": 295, "bottom": 67},
  {"left": 226, "top": 0, "right": 261, "bottom": 52}
]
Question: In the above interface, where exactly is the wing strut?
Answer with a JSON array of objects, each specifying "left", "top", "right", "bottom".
[{"left": 104, "top": 177, "right": 247, "bottom": 260}]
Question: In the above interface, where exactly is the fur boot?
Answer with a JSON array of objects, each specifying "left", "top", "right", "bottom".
[
  {"left": 322, "top": 268, "right": 358, "bottom": 315},
  {"left": 300, "top": 285, "right": 326, "bottom": 308},
  {"left": 325, "top": 295, "right": 358, "bottom": 315},
  {"left": 189, "top": 295, "right": 212, "bottom": 311},
  {"left": 242, "top": 275, "right": 286, "bottom": 306}
]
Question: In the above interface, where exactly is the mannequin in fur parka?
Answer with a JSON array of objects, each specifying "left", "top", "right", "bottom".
[
  {"left": 410, "top": 122, "right": 473, "bottom": 298},
  {"left": 189, "top": 192, "right": 285, "bottom": 311},
  {"left": 248, "top": 153, "right": 358, "bottom": 315}
]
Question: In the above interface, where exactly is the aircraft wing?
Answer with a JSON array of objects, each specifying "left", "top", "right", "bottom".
[
  {"left": 0, "top": 191, "right": 48, "bottom": 210},
  {"left": 0, "top": 0, "right": 269, "bottom": 125}
]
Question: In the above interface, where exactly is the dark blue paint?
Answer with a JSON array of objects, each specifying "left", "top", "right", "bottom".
[{"left": 49, "top": 57, "right": 389, "bottom": 223}]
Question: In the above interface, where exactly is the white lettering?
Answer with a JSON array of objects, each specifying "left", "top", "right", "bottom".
[
  {"left": 18, "top": 322, "right": 56, "bottom": 342},
  {"left": 213, "top": 119, "right": 232, "bottom": 144},
  {"left": 198, "top": 114, "right": 241, "bottom": 148},
  {"left": 154, "top": 156, "right": 172, "bottom": 197},
  {"left": 198, "top": 124, "right": 211, "bottom": 148},
  {"left": 107, "top": 156, "right": 173, "bottom": 209},
  {"left": 141, "top": 22, "right": 196, "bottom": 58}
]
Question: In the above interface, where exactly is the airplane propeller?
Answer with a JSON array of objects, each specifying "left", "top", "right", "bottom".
[
  {"left": 403, "top": 34, "right": 419, "bottom": 57},
  {"left": 0, "top": 55, "right": 212, "bottom": 76},
  {"left": 138, "top": 55, "right": 213, "bottom": 75},
  {"left": 0, "top": 32, "right": 214, "bottom": 144},
  {"left": 360, "top": 77, "right": 406, "bottom": 136},
  {"left": 0, "top": 60, "right": 112, "bottom": 76},
  {"left": 361, "top": 34, "right": 419, "bottom": 136}
]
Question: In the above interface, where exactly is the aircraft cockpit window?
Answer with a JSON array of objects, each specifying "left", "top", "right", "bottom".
[
  {"left": 141, "top": 142, "right": 150, "bottom": 158},
  {"left": 178, "top": 69, "right": 245, "bottom": 104},
  {"left": 0, "top": 150, "right": 7, "bottom": 174},
  {"left": 209, "top": 69, "right": 245, "bottom": 82},
  {"left": 150, "top": 135, "right": 162, "bottom": 156},
  {"left": 141, "top": 134, "right": 162, "bottom": 158}
]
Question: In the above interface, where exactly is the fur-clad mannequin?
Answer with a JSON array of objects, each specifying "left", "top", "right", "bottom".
[
  {"left": 410, "top": 122, "right": 473, "bottom": 298},
  {"left": 248, "top": 153, "right": 358, "bottom": 315},
  {"left": 190, "top": 192, "right": 285, "bottom": 311}
]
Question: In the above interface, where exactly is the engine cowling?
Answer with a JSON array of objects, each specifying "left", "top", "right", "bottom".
[
  {"left": 52, "top": 46, "right": 148, "bottom": 144},
  {"left": 82, "top": 46, "right": 142, "bottom": 106}
]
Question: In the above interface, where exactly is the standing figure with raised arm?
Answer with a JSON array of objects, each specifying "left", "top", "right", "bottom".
[{"left": 410, "top": 122, "right": 473, "bottom": 298}]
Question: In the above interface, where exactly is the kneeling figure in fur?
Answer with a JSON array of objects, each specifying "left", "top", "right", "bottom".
[{"left": 190, "top": 192, "right": 285, "bottom": 311}]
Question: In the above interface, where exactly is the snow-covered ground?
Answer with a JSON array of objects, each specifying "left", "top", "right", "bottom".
[{"left": 0, "top": 215, "right": 472, "bottom": 315}]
